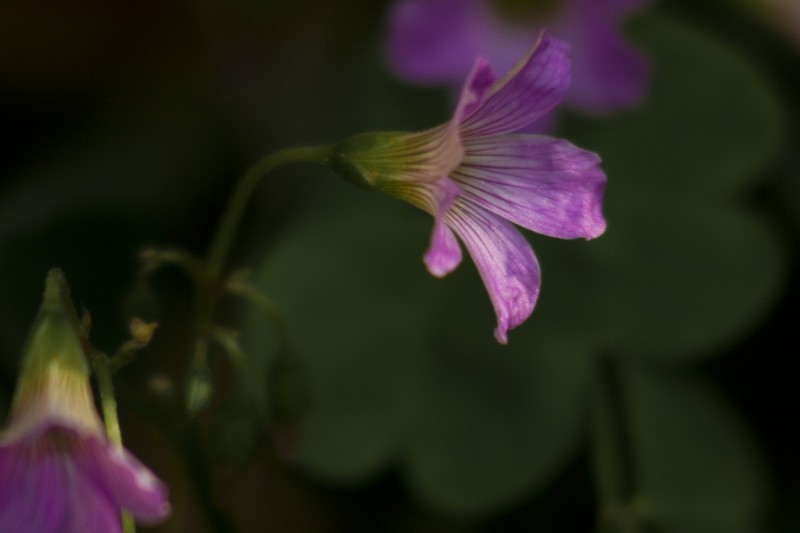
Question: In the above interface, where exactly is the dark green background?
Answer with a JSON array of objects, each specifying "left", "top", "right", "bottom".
[{"left": 1, "top": 1, "right": 798, "bottom": 531}]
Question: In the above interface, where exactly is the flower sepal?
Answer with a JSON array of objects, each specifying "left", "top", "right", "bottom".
[
  {"left": 331, "top": 130, "right": 419, "bottom": 189},
  {"left": 2, "top": 269, "right": 100, "bottom": 444},
  {"left": 331, "top": 125, "right": 462, "bottom": 193}
]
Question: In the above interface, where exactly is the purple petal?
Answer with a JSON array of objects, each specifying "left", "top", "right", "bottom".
[
  {"left": 452, "top": 56, "right": 496, "bottom": 124},
  {"left": 0, "top": 440, "right": 67, "bottom": 532},
  {"left": 0, "top": 434, "right": 122, "bottom": 533},
  {"left": 422, "top": 177, "right": 463, "bottom": 277},
  {"left": 386, "top": 0, "right": 492, "bottom": 84},
  {"left": 425, "top": 219, "right": 462, "bottom": 277},
  {"left": 0, "top": 429, "right": 169, "bottom": 533},
  {"left": 459, "top": 34, "right": 571, "bottom": 137},
  {"left": 88, "top": 439, "right": 170, "bottom": 524},
  {"left": 445, "top": 204, "right": 540, "bottom": 343},
  {"left": 455, "top": 135, "right": 607, "bottom": 239},
  {"left": 65, "top": 450, "right": 122, "bottom": 533},
  {"left": 554, "top": 0, "right": 649, "bottom": 113}
]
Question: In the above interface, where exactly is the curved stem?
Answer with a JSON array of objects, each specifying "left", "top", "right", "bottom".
[
  {"left": 204, "top": 145, "right": 333, "bottom": 278},
  {"left": 187, "top": 145, "right": 333, "bottom": 413}
]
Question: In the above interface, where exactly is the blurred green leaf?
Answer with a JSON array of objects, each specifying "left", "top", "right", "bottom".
[
  {"left": 244, "top": 180, "right": 590, "bottom": 513},
  {"left": 559, "top": 11, "right": 787, "bottom": 361},
  {"left": 570, "top": 13, "right": 783, "bottom": 200},
  {"left": 245, "top": 181, "right": 435, "bottom": 481},
  {"left": 591, "top": 203, "right": 782, "bottom": 360},
  {"left": 242, "top": 9, "right": 786, "bottom": 518},
  {"left": 404, "top": 309, "right": 591, "bottom": 515}
]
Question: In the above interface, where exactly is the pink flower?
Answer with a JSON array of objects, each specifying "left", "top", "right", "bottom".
[
  {"left": 387, "top": 0, "right": 650, "bottom": 121},
  {"left": 0, "top": 270, "right": 170, "bottom": 533},
  {"left": 333, "top": 34, "right": 606, "bottom": 343}
]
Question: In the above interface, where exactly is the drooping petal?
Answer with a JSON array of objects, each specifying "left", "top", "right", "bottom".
[
  {"left": 459, "top": 34, "right": 571, "bottom": 138},
  {"left": 554, "top": 0, "right": 649, "bottom": 113},
  {"left": 455, "top": 135, "right": 607, "bottom": 240},
  {"left": 386, "top": 0, "right": 492, "bottom": 84},
  {"left": 423, "top": 177, "right": 464, "bottom": 277},
  {"left": 92, "top": 442, "right": 171, "bottom": 523},
  {"left": 64, "top": 447, "right": 121, "bottom": 533},
  {"left": 445, "top": 204, "right": 541, "bottom": 344},
  {"left": 425, "top": 219, "right": 462, "bottom": 278}
]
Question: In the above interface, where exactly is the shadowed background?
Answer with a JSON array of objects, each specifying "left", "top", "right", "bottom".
[{"left": 1, "top": 0, "right": 798, "bottom": 531}]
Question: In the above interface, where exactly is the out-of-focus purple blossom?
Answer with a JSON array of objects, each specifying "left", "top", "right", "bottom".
[
  {"left": 334, "top": 34, "right": 606, "bottom": 343},
  {"left": 386, "top": 0, "right": 650, "bottom": 122},
  {"left": 764, "top": 0, "right": 800, "bottom": 49},
  {"left": 0, "top": 270, "right": 170, "bottom": 533}
]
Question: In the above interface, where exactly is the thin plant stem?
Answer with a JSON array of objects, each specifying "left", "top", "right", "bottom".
[
  {"left": 591, "top": 354, "right": 638, "bottom": 533},
  {"left": 205, "top": 145, "right": 333, "bottom": 278},
  {"left": 92, "top": 351, "right": 137, "bottom": 533},
  {"left": 187, "top": 145, "right": 333, "bottom": 412},
  {"left": 591, "top": 356, "right": 665, "bottom": 533}
]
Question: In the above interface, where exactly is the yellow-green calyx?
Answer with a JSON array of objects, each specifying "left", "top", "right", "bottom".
[
  {"left": 19, "top": 269, "right": 87, "bottom": 375},
  {"left": 331, "top": 131, "right": 420, "bottom": 189},
  {"left": 2, "top": 269, "right": 102, "bottom": 442},
  {"left": 330, "top": 126, "right": 462, "bottom": 194}
]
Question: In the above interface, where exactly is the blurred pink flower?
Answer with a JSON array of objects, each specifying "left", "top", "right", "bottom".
[
  {"left": 765, "top": 0, "right": 800, "bottom": 48},
  {"left": 387, "top": 0, "right": 650, "bottom": 122}
]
